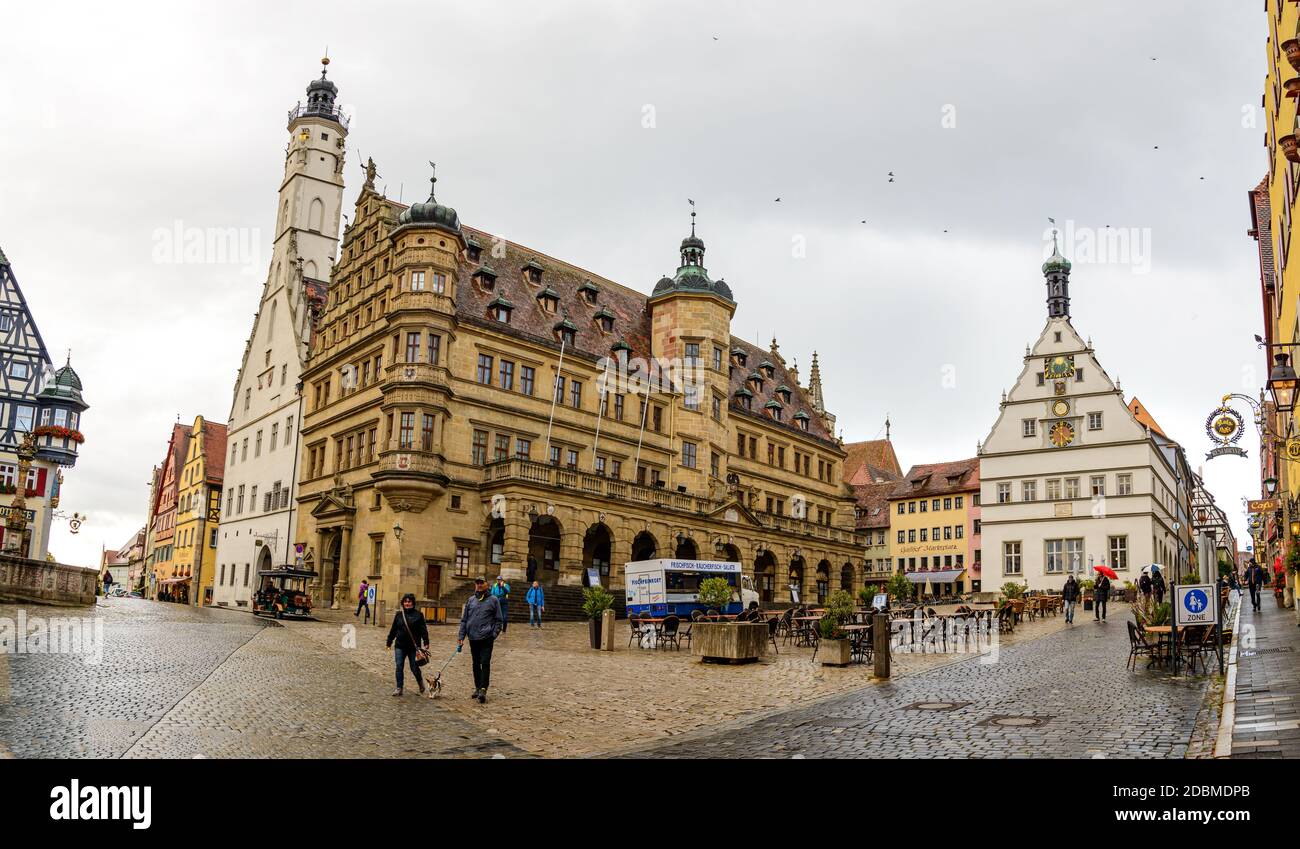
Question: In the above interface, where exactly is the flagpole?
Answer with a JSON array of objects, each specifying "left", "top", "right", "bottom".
[
  {"left": 591, "top": 356, "right": 612, "bottom": 472},
  {"left": 543, "top": 336, "right": 566, "bottom": 466}
]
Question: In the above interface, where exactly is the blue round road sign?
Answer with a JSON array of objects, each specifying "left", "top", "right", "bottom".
[{"left": 1182, "top": 589, "right": 1208, "bottom": 614}]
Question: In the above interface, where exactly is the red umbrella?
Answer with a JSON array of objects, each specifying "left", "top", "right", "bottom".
[{"left": 1094, "top": 564, "right": 1118, "bottom": 580}]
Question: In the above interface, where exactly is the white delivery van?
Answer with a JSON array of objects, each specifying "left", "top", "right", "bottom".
[{"left": 623, "top": 558, "right": 759, "bottom": 617}]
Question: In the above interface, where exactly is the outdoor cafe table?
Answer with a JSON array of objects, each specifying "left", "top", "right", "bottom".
[
  {"left": 1142, "top": 625, "right": 1174, "bottom": 668},
  {"left": 839, "top": 623, "right": 874, "bottom": 664}
]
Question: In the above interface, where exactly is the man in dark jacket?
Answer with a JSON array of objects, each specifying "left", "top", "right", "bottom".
[
  {"left": 1061, "top": 576, "right": 1080, "bottom": 624},
  {"left": 385, "top": 593, "right": 429, "bottom": 696},
  {"left": 1245, "top": 560, "right": 1267, "bottom": 612},
  {"left": 1138, "top": 572, "right": 1152, "bottom": 602},
  {"left": 1151, "top": 570, "right": 1166, "bottom": 604},
  {"left": 459, "top": 577, "right": 503, "bottom": 703},
  {"left": 1093, "top": 575, "right": 1111, "bottom": 622}
]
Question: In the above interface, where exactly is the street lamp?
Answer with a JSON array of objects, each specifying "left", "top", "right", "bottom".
[
  {"left": 1265, "top": 476, "right": 1279, "bottom": 497},
  {"left": 1269, "top": 352, "right": 1298, "bottom": 415}
]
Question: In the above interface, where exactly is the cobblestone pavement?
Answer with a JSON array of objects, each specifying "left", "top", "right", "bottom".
[
  {"left": 1231, "top": 596, "right": 1300, "bottom": 759},
  {"left": 290, "top": 604, "right": 1073, "bottom": 757},
  {"left": 0, "top": 598, "right": 521, "bottom": 758},
  {"left": 626, "top": 605, "right": 1211, "bottom": 758}
]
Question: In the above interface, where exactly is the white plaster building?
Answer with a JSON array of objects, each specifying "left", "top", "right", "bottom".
[
  {"left": 213, "top": 60, "right": 347, "bottom": 607},
  {"left": 978, "top": 237, "right": 1194, "bottom": 594}
]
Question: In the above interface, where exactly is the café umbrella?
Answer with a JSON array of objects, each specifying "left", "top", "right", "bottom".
[{"left": 1093, "top": 564, "right": 1118, "bottom": 580}]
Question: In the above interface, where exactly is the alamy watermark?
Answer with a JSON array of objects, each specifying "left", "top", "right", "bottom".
[
  {"left": 0, "top": 610, "right": 104, "bottom": 666},
  {"left": 151, "top": 220, "right": 262, "bottom": 273},
  {"left": 1047, "top": 220, "right": 1151, "bottom": 274}
]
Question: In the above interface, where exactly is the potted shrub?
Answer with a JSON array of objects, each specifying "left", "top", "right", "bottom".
[
  {"left": 818, "top": 590, "right": 856, "bottom": 666},
  {"left": 1079, "top": 579, "right": 1095, "bottom": 611},
  {"left": 885, "top": 572, "right": 912, "bottom": 607},
  {"left": 582, "top": 585, "right": 613, "bottom": 649},
  {"left": 1122, "top": 580, "right": 1137, "bottom": 604},
  {"left": 697, "top": 576, "right": 735, "bottom": 614}
]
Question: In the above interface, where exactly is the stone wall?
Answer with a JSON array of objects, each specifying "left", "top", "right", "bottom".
[{"left": 0, "top": 552, "right": 97, "bottom": 606}]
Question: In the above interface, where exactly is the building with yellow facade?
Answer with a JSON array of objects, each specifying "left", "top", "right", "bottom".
[
  {"left": 1256, "top": 0, "right": 1300, "bottom": 605},
  {"left": 887, "top": 458, "right": 980, "bottom": 597},
  {"left": 845, "top": 435, "right": 903, "bottom": 589},
  {"left": 293, "top": 167, "right": 864, "bottom": 616},
  {"left": 170, "top": 415, "right": 225, "bottom": 606}
]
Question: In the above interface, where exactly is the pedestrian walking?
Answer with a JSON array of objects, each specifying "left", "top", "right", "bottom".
[
  {"left": 1093, "top": 574, "right": 1110, "bottom": 622},
  {"left": 355, "top": 578, "right": 371, "bottom": 623},
  {"left": 526, "top": 580, "right": 545, "bottom": 628},
  {"left": 1061, "top": 575, "right": 1080, "bottom": 624},
  {"left": 385, "top": 593, "right": 429, "bottom": 697},
  {"left": 526, "top": 555, "right": 538, "bottom": 586},
  {"left": 1138, "top": 571, "right": 1152, "bottom": 603},
  {"left": 458, "top": 577, "right": 503, "bottom": 703},
  {"left": 1151, "top": 569, "right": 1166, "bottom": 605},
  {"left": 1245, "top": 560, "right": 1266, "bottom": 612},
  {"left": 491, "top": 575, "right": 511, "bottom": 633}
]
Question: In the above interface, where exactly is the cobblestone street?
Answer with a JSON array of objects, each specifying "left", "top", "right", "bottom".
[
  {"left": 0, "top": 597, "right": 1222, "bottom": 759},
  {"left": 0, "top": 598, "right": 521, "bottom": 759},
  {"left": 629, "top": 604, "right": 1212, "bottom": 758}
]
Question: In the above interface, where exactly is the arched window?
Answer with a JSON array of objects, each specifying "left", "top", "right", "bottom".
[{"left": 308, "top": 198, "right": 324, "bottom": 232}]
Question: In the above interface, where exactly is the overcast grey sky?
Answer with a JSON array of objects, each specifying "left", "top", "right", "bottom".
[{"left": 0, "top": 0, "right": 1267, "bottom": 566}]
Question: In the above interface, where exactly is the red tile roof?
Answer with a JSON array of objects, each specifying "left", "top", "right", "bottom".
[
  {"left": 202, "top": 421, "right": 228, "bottom": 485},
  {"left": 852, "top": 480, "right": 896, "bottom": 529},
  {"left": 1127, "top": 397, "right": 1166, "bottom": 438},
  {"left": 843, "top": 439, "right": 902, "bottom": 484},
  {"left": 889, "top": 457, "right": 980, "bottom": 500}
]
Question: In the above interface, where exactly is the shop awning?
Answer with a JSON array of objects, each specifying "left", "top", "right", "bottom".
[
  {"left": 158, "top": 577, "right": 192, "bottom": 585},
  {"left": 904, "top": 569, "right": 966, "bottom": 584}
]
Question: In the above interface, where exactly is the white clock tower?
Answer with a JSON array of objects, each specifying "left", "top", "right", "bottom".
[{"left": 214, "top": 59, "right": 348, "bottom": 608}]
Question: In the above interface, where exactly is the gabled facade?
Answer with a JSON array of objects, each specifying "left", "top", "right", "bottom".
[
  {"left": 0, "top": 248, "right": 88, "bottom": 559},
  {"left": 886, "top": 458, "right": 981, "bottom": 595},
  {"left": 978, "top": 238, "right": 1193, "bottom": 593},
  {"left": 149, "top": 423, "right": 191, "bottom": 599},
  {"left": 214, "top": 60, "right": 346, "bottom": 608},
  {"left": 172, "top": 416, "right": 225, "bottom": 606}
]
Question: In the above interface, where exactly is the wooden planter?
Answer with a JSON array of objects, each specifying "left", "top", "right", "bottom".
[
  {"left": 820, "top": 637, "right": 852, "bottom": 667},
  {"left": 693, "top": 622, "right": 768, "bottom": 664},
  {"left": 588, "top": 617, "right": 602, "bottom": 649}
]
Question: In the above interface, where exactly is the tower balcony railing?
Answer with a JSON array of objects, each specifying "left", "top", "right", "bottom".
[
  {"left": 286, "top": 103, "right": 350, "bottom": 130},
  {"left": 391, "top": 289, "right": 454, "bottom": 315}
]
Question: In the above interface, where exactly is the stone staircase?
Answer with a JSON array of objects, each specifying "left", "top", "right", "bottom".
[{"left": 444, "top": 583, "right": 626, "bottom": 623}]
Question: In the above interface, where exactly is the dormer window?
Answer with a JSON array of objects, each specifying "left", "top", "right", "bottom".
[
  {"left": 611, "top": 339, "right": 632, "bottom": 360},
  {"left": 765, "top": 400, "right": 783, "bottom": 421},
  {"left": 748, "top": 371, "right": 764, "bottom": 390},
  {"left": 735, "top": 386, "right": 753, "bottom": 410},
  {"left": 474, "top": 266, "right": 497, "bottom": 292},
  {"left": 554, "top": 318, "right": 577, "bottom": 348},
  {"left": 523, "top": 259, "right": 544, "bottom": 285},
  {"left": 537, "top": 286, "right": 560, "bottom": 313},
  {"left": 466, "top": 237, "right": 483, "bottom": 263},
  {"left": 578, "top": 280, "right": 600, "bottom": 305},
  {"left": 488, "top": 296, "right": 514, "bottom": 324},
  {"left": 776, "top": 384, "right": 792, "bottom": 403},
  {"left": 594, "top": 306, "right": 616, "bottom": 333},
  {"left": 794, "top": 410, "right": 810, "bottom": 431},
  {"left": 761, "top": 360, "right": 776, "bottom": 379},
  {"left": 732, "top": 348, "right": 747, "bottom": 367}
]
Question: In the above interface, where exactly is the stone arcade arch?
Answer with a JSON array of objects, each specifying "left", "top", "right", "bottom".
[
  {"left": 755, "top": 550, "right": 777, "bottom": 604},
  {"left": 583, "top": 523, "right": 613, "bottom": 586},
  {"left": 674, "top": 534, "right": 699, "bottom": 560},
  {"left": 529, "top": 515, "right": 562, "bottom": 582},
  {"left": 632, "top": 530, "right": 658, "bottom": 561}
]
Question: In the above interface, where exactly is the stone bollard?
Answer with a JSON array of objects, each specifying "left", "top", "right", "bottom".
[
  {"left": 873, "top": 612, "right": 890, "bottom": 678},
  {"left": 600, "top": 608, "right": 615, "bottom": 651}
]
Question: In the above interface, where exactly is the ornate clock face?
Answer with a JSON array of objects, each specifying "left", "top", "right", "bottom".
[
  {"left": 1048, "top": 420, "right": 1075, "bottom": 448},
  {"left": 1044, "top": 355, "right": 1075, "bottom": 381},
  {"left": 1051, "top": 399, "right": 1070, "bottom": 417}
]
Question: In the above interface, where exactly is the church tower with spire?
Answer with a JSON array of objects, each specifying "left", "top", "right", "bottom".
[{"left": 214, "top": 58, "right": 349, "bottom": 609}]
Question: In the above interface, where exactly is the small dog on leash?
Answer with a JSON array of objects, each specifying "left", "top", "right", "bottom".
[{"left": 422, "top": 672, "right": 444, "bottom": 700}]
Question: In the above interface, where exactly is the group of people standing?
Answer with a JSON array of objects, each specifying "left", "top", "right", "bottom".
[
  {"left": 376, "top": 572, "right": 549, "bottom": 702},
  {"left": 1060, "top": 567, "right": 1172, "bottom": 625}
]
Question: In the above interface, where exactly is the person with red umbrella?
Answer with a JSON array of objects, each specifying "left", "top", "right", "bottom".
[{"left": 1093, "top": 564, "right": 1116, "bottom": 622}]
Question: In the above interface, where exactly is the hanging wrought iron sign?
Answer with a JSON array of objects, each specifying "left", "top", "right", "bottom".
[{"left": 1205, "top": 403, "right": 1247, "bottom": 459}]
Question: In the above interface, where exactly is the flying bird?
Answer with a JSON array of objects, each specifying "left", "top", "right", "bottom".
[{"left": 774, "top": 197, "right": 781, "bottom": 202}]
